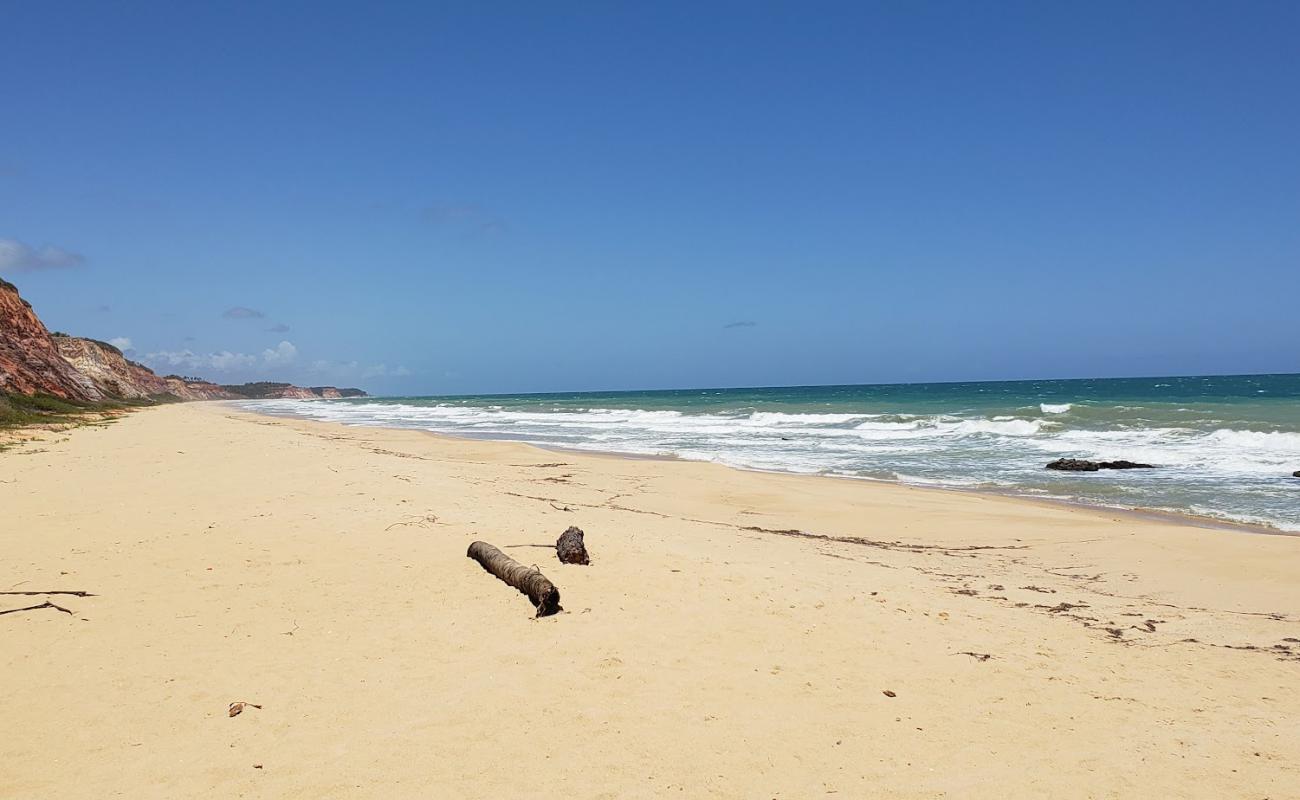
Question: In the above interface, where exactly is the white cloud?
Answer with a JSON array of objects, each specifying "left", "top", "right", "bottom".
[
  {"left": 262, "top": 340, "right": 297, "bottom": 367},
  {"left": 144, "top": 340, "right": 298, "bottom": 374},
  {"left": 0, "top": 237, "right": 85, "bottom": 273},
  {"left": 209, "top": 351, "right": 258, "bottom": 370},
  {"left": 108, "top": 337, "right": 133, "bottom": 352}
]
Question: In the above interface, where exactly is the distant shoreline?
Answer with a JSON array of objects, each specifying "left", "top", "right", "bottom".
[{"left": 230, "top": 400, "right": 1295, "bottom": 538}]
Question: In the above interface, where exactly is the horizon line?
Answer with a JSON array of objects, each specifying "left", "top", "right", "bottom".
[{"left": 360, "top": 370, "right": 1300, "bottom": 400}]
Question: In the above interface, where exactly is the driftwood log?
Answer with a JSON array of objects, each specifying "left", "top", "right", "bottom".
[
  {"left": 556, "top": 526, "right": 590, "bottom": 565},
  {"left": 467, "top": 541, "right": 562, "bottom": 617}
]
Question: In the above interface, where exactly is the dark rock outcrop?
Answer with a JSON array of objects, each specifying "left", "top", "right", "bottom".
[
  {"left": 1046, "top": 459, "right": 1101, "bottom": 472},
  {"left": 1047, "top": 458, "right": 1156, "bottom": 472},
  {"left": 1293, "top": 471, "right": 1300, "bottom": 479}
]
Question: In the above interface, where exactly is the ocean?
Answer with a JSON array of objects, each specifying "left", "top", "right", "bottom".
[{"left": 238, "top": 373, "right": 1300, "bottom": 532}]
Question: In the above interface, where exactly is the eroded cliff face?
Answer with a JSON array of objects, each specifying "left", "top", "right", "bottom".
[
  {"left": 216, "top": 382, "right": 367, "bottom": 399},
  {"left": 274, "top": 385, "right": 318, "bottom": 399},
  {"left": 0, "top": 281, "right": 103, "bottom": 401},
  {"left": 3, "top": 279, "right": 367, "bottom": 405},
  {"left": 162, "top": 378, "right": 240, "bottom": 401},
  {"left": 54, "top": 337, "right": 170, "bottom": 399}
]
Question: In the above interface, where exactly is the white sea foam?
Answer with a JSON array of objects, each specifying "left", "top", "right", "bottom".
[
  {"left": 747, "top": 411, "right": 870, "bottom": 425},
  {"left": 1040, "top": 403, "right": 1072, "bottom": 414},
  {"left": 945, "top": 418, "right": 1044, "bottom": 436},
  {"left": 1205, "top": 428, "right": 1300, "bottom": 454}
]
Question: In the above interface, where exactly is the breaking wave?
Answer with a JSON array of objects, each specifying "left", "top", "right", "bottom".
[{"left": 238, "top": 388, "right": 1300, "bottom": 532}]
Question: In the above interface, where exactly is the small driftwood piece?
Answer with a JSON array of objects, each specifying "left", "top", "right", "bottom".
[
  {"left": 0, "top": 600, "right": 75, "bottom": 617},
  {"left": 467, "top": 541, "right": 562, "bottom": 617},
  {"left": 556, "top": 526, "right": 590, "bottom": 565},
  {"left": 0, "top": 590, "right": 95, "bottom": 597}
]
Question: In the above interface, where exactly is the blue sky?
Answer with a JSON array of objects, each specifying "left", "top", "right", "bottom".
[{"left": 2, "top": 1, "right": 1297, "bottom": 394}]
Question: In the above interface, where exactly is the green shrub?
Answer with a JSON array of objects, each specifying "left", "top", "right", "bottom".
[{"left": 0, "top": 392, "right": 123, "bottom": 430}]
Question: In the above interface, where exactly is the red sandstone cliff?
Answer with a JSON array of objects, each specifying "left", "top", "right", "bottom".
[
  {"left": 54, "top": 336, "right": 170, "bottom": 399},
  {"left": 0, "top": 279, "right": 103, "bottom": 401},
  {"left": 161, "top": 377, "right": 240, "bottom": 401},
  {"left": 2, "top": 279, "right": 367, "bottom": 404}
]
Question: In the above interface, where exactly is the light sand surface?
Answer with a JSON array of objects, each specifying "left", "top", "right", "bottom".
[{"left": 2, "top": 403, "right": 1298, "bottom": 799}]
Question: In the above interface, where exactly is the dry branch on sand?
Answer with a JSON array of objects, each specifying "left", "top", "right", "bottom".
[
  {"left": 0, "top": 590, "right": 95, "bottom": 597},
  {"left": 0, "top": 600, "right": 77, "bottom": 617}
]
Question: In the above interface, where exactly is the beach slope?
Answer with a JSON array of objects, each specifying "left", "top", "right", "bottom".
[{"left": 1, "top": 404, "right": 1297, "bottom": 798}]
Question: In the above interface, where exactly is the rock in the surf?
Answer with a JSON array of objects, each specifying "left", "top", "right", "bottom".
[
  {"left": 1047, "top": 458, "right": 1157, "bottom": 471},
  {"left": 1046, "top": 459, "right": 1101, "bottom": 472}
]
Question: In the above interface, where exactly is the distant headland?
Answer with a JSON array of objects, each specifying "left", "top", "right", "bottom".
[{"left": 0, "top": 277, "right": 365, "bottom": 407}]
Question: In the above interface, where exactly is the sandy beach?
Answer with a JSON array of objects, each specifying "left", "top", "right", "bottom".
[{"left": 2, "top": 402, "right": 1297, "bottom": 799}]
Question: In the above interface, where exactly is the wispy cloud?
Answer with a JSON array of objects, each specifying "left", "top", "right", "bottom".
[
  {"left": 723, "top": 320, "right": 757, "bottom": 329},
  {"left": 421, "top": 203, "right": 508, "bottom": 235},
  {"left": 222, "top": 306, "right": 265, "bottom": 320},
  {"left": 144, "top": 340, "right": 298, "bottom": 374},
  {"left": 0, "top": 237, "right": 85, "bottom": 273},
  {"left": 266, "top": 323, "right": 291, "bottom": 333},
  {"left": 108, "top": 337, "right": 133, "bottom": 352},
  {"left": 367, "top": 363, "right": 412, "bottom": 379},
  {"left": 308, "top": 359, "right": 411, "bottom": 380}
]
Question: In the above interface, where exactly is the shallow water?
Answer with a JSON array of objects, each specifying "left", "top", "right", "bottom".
[{"left": 239, "top": 374, "right": 1300, "bottom": 532}]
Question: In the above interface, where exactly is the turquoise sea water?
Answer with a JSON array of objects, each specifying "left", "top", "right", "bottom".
[{"left": 241, "top": 374, "right": 1300, "bottom": 532}]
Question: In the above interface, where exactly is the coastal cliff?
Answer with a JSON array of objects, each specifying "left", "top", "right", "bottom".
[
  {"left": 1, "top": 279, "right": 365, "bottom": 406},
  {"left": 218, "top": 382, "right": 368, "bottom": 400},
  {"left": 53, "top": 335, "right": 170, "bottom": 399},
  {"left": 0, "top": 279, "right": 103, "bottom": 401},
  {"left": 162, "top": 377, "right": 241, "bottom": 401}
]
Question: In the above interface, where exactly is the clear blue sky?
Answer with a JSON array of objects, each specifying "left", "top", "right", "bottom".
[{"left": 2, "top": 1, "right": 1297, "bottom": 394}]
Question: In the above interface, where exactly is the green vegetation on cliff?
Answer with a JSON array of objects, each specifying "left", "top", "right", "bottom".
[
  {"left": 221, "top": 382, "right": 297, "bottom": 398},
  {"left": 219, "top": 382, "right": 368, "bottom": 399},
  {"left": 1, "top": 392, "right": 96, "bottom": 429},
  {"left": 0, "top": 391, "right": 175, "bottom": 431}
]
